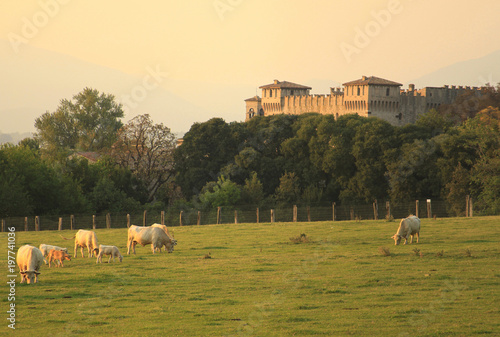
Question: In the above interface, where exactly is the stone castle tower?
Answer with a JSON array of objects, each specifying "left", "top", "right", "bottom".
[{"left": 245, "top": 76, "right": 483, "bottom": 125}]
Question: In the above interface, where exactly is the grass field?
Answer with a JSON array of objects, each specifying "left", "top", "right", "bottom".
[{"left": 2, "top": 216, "right": 499, "bottom": 336}]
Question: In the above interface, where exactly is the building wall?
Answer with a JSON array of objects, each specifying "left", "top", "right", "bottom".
[{"left": 247, "top": 81, "right": 483, "bottom": 126}]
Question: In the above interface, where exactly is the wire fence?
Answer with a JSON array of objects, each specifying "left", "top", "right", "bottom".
[{"left": 0, "top": 197, "right": 478, "bottom": 232}]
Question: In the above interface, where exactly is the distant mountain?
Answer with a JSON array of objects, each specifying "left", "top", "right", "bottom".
[
  {"left": 0, "top": 131, "right": 33, "bottom": 145},
  {"left": 0, "top": 40, "right": 225, "bottom": 135},
  {"left": 406, "top": 49, "right": 500, "bottom": 88}
]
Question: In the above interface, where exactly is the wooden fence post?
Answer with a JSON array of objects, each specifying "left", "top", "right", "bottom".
[
  {"left": 161, "top": 211, "right": 165, "bottom": 226},
  {"left": 293, "top": 205, "right": 298, "bottom": 222},
  {"left": 217, "top": 207, "right": 221, "bottom": 224},
  {"left": 180, "top": 211, "right": 184, "bottom": 226},
  {"left": 426, "top": 199, "right": 432, "bottom": 218},
  {"left": 350, "top": 207, "right": 354, "bottom": 221},
  {"left": 106, "top": 213, "right": 111, "bottom": 229},
  {"left": 307, "top": 206, "right": 311, "bottom": 222},
  {"left": 35, "top": 216, "right": 40, "bottom": 231},
  {"left": 25, "top": 217, "right": 28, "bottom": 231},
  {"left": 256, "top": 208, "right": 259, "bottom": 224},
  {"left": 234, "top": 210, "right": 238, "bottom": 224},
  {"left": 385, "top": 201, "right": 391, "bottom": 220},
  {"left": 415, "top": 200, "right": 419, "bottom": 218},
  {"left": 70, "top": 215, "right": 74, "bottom": 230},
  {"left": 143, "top": 210, "right": 147, "bottom": 227},
  {"left": 373, "top": 200, "right": 378, "bottom": 220},
  {"left": 332, "top": 202, "right": 336, "bottom": 221},
  {"left": 1, "top": 219, "right": 5, "bottom": 232},
  {"left": 469, "top": 197, "right": 473, "bottom": 217},
  {"left": 127, "top": 214, "right": 131, "bottom": 228},
  {"left": 197, "top": 211, "right": 201, "bottom": 226},
  {"left": 270, "top": 209, "right": 275, "bottom": 223},
  {"left": 58, "top": 217, "right": 63, "bottom": 231},
  {"left": 92, "top": 215, "right": 96, "bottom": 230}
]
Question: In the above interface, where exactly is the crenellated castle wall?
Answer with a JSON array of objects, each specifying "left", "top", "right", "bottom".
[{"left": 247, "top": 78, "right": 485, "bottom": 125}]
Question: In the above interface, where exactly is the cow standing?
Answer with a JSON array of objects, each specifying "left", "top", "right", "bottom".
[
  {"left": 47, "top": 249, "right": 71, "bottom": 267},
  {"left": 391, "top": 215, "right": 421, "bottom": 245},
  {"left": 96, "top": 245, "right": 123, "bottom": 263},
  {"left": 127, "top": 225, "right": 176, "bottom": 254},
  {"left": 17, "top": 245, "right": 44, "bottom": 284},
  {"left": 39, "top": 244, "right": 69, "bottom": 265},
  {"left": 61, "top": 229, "right": 99, "bottom": 258},
  {"left": 151, "top": 223, "right": 178, "bottom": 252}
]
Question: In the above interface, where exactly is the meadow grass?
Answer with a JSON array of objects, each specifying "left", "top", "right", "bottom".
[{"left": 1, "top": 216, "right": 499, "bottom": 336}]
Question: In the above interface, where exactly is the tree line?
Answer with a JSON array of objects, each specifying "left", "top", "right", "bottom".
[{"left": 1, "top": 86, "right": 499, "bottom": 219}]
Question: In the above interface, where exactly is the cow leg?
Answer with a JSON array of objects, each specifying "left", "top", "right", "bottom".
[
  {"left": 74, "top": 244, "right": 78, "bottom": 258},
  {"left": 80, "top": 246, "right": 85, "bottom": 258},
  {"left": 416, "top": 232, "right": 419, "bottom": 243}
]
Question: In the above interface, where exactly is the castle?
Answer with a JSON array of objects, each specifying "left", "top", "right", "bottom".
[{"left": 245, "top": 76, "right": 483, "bottom": 125}]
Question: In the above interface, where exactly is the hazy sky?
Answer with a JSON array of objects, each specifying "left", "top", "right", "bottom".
[{"left": 1, "top": 0, "right": 500, "bottom": 135}]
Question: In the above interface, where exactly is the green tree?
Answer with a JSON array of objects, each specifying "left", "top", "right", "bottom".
[
  {"left": 240, "top": 171, "right": 264, "bottom": 206},
  {"left": 174, "top": 118, "right": 246, "bottom": 199},
  {"left": 274, "top": 172, "right": 301, "bottom": 205},
  {"left": 35, "top": 87, "right": 124, "bottom": 160},
  {"left": 199, "top": 176, "right": 241, "bottom": 208},
  {"left": 341, "top": 118, "right": 396, "bottom": 203}
]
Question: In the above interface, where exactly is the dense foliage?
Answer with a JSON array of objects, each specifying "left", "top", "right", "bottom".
[
  {"left": 175, "top": 103, "right": 499, "bottom": 215},
  {"left": 1, "top": 86, "right": 499, "bottom": 218}
]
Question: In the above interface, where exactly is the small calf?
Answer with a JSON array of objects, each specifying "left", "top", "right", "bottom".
[
  {"left": 48, "top": 249, "right": 71, "bottom": 268},
  {"left": 96, "top": 245, "right": 123, "bottom": 263},
  {"left": 39, "top": 244, "right": 69, "bottom": 265}
]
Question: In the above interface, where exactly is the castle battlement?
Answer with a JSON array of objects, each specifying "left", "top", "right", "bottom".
[{"left": 245, "top": 76, "right": 486, "bottom": 126}]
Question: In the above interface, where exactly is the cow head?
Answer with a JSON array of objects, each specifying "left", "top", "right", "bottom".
[
  {"left": 63, "top": 253, "right": 71, "bottom": 261},
  {"left": 20, "top": 270, "right": 40, "bottom": 284},
  {"left": 391, "top": 234, "right": 402, "bottom": 245}
]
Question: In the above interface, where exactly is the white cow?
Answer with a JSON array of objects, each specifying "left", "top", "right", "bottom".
[
  {"left": 17, "top": 245, "right": 44, "bottom": 284},
  {"left": 151, "top": 223, "right": 178, "bottom": 251},
  {"left": 127, "top": 225, "right": 175, "bottom": 254},
  {"left": 392, "top": 215, "right": 421, "bottom": 245},
  {"left": 96, "top": 245, "right": 123, "bottom": 263},
  {"left": 61, "top": 229, "right": 99, "bottom": 258},
  {"left": 39, "top": 244, "right": 69, "bottom": 265}
]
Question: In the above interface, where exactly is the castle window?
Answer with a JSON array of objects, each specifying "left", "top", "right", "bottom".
[
  {"left": 291, "top": 90, "right": 294, "bottom": 95},
  {"left": 386, "top": 88, "right": 390, "bottom": 96},
  {"left": 357, "top": 87, "right": 360, "bottom": 96},
  {"left": 270, "top": 89, "right": 272, "bottom": 97}
]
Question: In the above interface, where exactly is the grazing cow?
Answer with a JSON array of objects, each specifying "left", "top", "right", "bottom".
[
  {"left": 151, "top": 223, "right": 178, "bottom": 252},
  {"left": 96, "top": 245, "right": 123, "bottom": 263},
  {"left": 127, "top": 225, "right": 175, "bottom": 254},
  {"left": 392, "top": 215, "right": 421, "bottom": 245},
  {"left": 17, "top": 245, "right": 44, "bottom": 284},
  {"left": 61, "top": 229, "right": 99, "bottom": 258},
  {"left": 39, "top": 244, "right": 69, "bottom": 265},
  {"left": 48, "top": 249, "right": 71, "bottom": 268}
]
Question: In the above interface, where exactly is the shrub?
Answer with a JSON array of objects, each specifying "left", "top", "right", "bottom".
[
  {"left": 379, "top": 246, "right": 391, "bottom": 257},
  {"left": 290, "top": 233, "right": 311, "bottom": 244}
]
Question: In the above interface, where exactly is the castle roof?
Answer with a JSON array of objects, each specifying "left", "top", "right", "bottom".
[
  {"left": 245, "top": 96, "right": 261, "bottom": 102},
  {"left": 259, "top": 80, "right": 311, "bottom": 90},
  {"left": 343, "top": 76, "right": 402, "bottom": 87}
]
